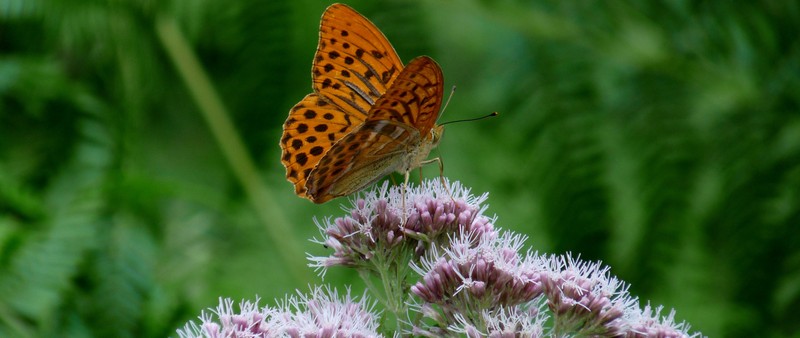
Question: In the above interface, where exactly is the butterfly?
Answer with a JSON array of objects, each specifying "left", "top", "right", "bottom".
[{"left": 280, "top": 3, "right": 445, "bottom": 203}]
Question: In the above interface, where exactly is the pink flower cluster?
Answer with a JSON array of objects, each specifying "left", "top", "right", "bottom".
[
  {"left": 180, "top": 179, "right": 704, "bottom": 337},
  {"left": 176, "top": 286, "right": 383, "bottom": 338},
  {"left": 409, "top": 228, "right": 700, "bottom": 337},
  {"left": 309, "top": 179, "right": 495, "bottom": 274},
  {"left": 410, "top": 231, "right": 544, "bottom": 313}
]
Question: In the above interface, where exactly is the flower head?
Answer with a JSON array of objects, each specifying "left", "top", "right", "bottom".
[
  {"left": 620, "top": 303, "right": 705, "bottom": 338},
  {"left": 410, "top": 230, "right": 545, "bottom": 331},
  {"left": 177, "top": 297, "right": 278, "bottom": 338},
  {"left": 309, "top": 179, "right": 496, "bottom": 275},
  {"left": 449, "top": 304, "right": 548, "bottom": 338},
  {"left": 177, "top": 286, "right": 383, "bottom": 338},
  {"left": 538, "top": 253, "right": 637, "bottom": 336}
]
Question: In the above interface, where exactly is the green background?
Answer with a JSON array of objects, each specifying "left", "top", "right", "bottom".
[{"left": 1, "top": 0, "right": 798, "bottom": 337}]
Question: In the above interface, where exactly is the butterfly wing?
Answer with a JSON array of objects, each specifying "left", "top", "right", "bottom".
[
  {"left": 305, "top": 56, "right": 445, "bottom": 202},
  {"left": 282, "top": 4, "right": 406, "bottom": 200},
  {"left": 280, "top": 94, "right": 365, "bottom": 198},
  {"left": 314, "top": 3, "right": 405, "bottom": 116},
  {"left": 365, "top": 56, "right": 444, "bottom": 136},
  {"left": 305, "top": 121, "right": 420, "bottom": 203}
]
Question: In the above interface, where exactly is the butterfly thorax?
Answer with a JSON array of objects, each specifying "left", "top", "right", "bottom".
[{"left": 400, "top": 125, "right": 444, "bottom": 172}]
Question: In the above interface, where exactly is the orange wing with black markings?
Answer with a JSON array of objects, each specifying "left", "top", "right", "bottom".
[{"left": 280, "top": 4, "right": 445, "bottom": 203}]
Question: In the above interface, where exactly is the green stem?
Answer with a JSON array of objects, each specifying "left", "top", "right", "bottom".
[
  {"left": 154, "top": 14, "right": 309, "bottom": 283},
  {"left": 0, "top": 303, "right": 33, "bottom": 338},
  {"left": 375, "top": 256, "right": 411, "bottom": 333},
  {"left": 359, "top": 269, "right": 384, "bottom": 303},
  {"left": 378, "top": 265, "right": 399, "bottom": 312},
  {"left": 360, "top": 266, "right": 407, "bottom": 333}
]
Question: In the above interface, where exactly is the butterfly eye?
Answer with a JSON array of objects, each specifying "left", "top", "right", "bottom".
[{"left": 431, "top": 126, "right": 445, "bottom": 144}]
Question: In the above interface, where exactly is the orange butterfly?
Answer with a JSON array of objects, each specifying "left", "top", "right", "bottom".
[{"left": 280, "top": 3, "right": 445, "bottom": 203}]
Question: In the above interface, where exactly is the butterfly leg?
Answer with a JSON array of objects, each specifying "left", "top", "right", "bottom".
[
  {"left": 401, "top": 170, "right": 411, "bottom": 226},
  {"left": 420, "top": 157, "right": 454, "bottom": 203}
]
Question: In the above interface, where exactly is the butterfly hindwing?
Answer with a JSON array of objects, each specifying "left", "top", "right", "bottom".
[
  {"left": 304, "top": 57, "right": 444, "bottom": 202},
  {"left": 305, "top": 121, "right": 419, "bottom": 202},
  {"left": 366, "top": 56, "right": 444, "bottom": 136}
]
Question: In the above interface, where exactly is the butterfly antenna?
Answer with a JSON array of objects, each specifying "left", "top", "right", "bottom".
[
  {"left": 441, "top": 111, "right": 499, "bottom": 126},
  {"left": 437, "top": 85, "right": 457, "bottom": 121}
]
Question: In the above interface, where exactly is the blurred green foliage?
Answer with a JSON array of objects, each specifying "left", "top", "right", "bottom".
[{"left": 1, "top": 0, "right": 799, "bottom": 337}]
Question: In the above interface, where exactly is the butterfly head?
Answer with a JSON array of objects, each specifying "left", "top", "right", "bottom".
[{"left": 431, "top": 125, "right": 445, "bottom": 147}]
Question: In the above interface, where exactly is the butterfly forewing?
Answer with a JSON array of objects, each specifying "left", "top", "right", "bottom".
[
  {"left": 305, "top": 56, "right": 445, "bottom": 202},
  {"left": 314, "top": 4, "right": 404, "bottom": 116},
  {"left": 280, "top": 93, "right": 365, "bottom": 197}
]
